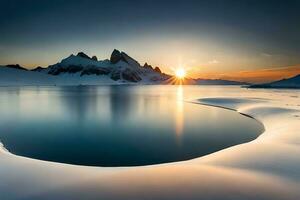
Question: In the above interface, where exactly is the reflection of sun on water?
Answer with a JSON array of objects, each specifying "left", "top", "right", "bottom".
[{"left": 175, "top": 85, "right": 184, "bottom": 144}]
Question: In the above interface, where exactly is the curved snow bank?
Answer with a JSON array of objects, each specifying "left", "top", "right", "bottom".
[
  {"left": 195, "top": 97, "right": 300, "bottom": 183},
  {"left": 0, "top": 141, "right": 10, "bottom": 154},
  {"left": 1, "top": 89, "right": 300, "bottom": 200}
]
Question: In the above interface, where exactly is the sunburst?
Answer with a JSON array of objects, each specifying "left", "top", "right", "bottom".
[{"left": 175, "top": 68, "right": 186, "bottom": 79}]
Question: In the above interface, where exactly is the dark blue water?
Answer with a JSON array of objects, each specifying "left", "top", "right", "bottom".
[{"left": 0, "top": 86, "right": 263, "bottom": 166}]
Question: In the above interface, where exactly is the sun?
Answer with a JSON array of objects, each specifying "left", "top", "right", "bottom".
[{"left": 175, "top": 68, "right": 186, "bottom": 79}]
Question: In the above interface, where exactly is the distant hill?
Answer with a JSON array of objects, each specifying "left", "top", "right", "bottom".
[
  {"left": 250, "top": 74, "right": 300, "bottom": 89},
  {"left": 4, "top": 64, "right": 28, "bottom": 71},
  {"left": 194, "top": 78, "right": 248, "bottom": 85}
]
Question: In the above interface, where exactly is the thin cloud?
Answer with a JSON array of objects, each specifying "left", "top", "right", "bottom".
[
  {"left": 261, "top": 53, "right": 273, "bottom": 57},
  {"left": 208, "top": 60, "right": 219, "bottom": 64}
]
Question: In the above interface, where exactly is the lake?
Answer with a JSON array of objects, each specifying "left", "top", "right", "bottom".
[{"left": 0, "top": 85, "right": 264, "bottom": 166}]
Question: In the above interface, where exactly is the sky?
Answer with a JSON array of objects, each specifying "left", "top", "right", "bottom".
[{"left": 0, "top": 0, "right": 300, "bottom": 83}]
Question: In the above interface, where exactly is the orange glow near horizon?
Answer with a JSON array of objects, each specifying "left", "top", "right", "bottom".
[{"left": 192, "top": 65, "right": 300, "bottom": 83}]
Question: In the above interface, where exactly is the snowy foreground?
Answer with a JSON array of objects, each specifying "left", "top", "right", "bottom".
[{"left": 1, "top": 87, "right": 300, "bottom": 200}]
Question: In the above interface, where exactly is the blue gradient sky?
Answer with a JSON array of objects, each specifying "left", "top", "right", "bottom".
[{"left": 0, "top": 0, "right": 300, "bottom": 80}]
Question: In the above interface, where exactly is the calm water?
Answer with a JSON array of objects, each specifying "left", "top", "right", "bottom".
[{"left": 0, "top": 85, "right": 263, "bottom": 166}]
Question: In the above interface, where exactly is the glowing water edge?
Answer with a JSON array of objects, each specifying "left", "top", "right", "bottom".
[{"left": 0, "top": 85, "right": 263, "bottom": 167}]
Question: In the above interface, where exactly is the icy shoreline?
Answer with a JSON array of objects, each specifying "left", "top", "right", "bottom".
[{"left": 1, "top": 88, "right": 300, "bottom": 200}]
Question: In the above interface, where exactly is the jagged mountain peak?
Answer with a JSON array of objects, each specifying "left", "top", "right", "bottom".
[
  {"left": 76, "top": 52, "right": 91, "bottom": 59},
  {"left": 154, "top": 67, "right": 161, "bottom": 73},
  {"left": 59, "top": 53, "right": 106, "bottom": 67},
  {"left": 91, "top": 56, "right": 98, "bottom": 61},
  {"left": 74, "top": 52, "right": 98, "bottom": 61},
  {"left": 110, "top": 49, "right": 122, "bottom": 64},
  {"left": 110, "top": 49, "right": 140, "bottom": 68},
  {"left": 143, "top": 63, "right": 153, "bottom": 70}
]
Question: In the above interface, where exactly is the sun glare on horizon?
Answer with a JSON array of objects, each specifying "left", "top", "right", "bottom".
[{"left": 175, "top": 68, "right": 186, "bottom": 79}]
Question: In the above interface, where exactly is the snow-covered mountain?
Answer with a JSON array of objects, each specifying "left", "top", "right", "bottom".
[
  {"left": 33, "top": 49, "right": 171, "bottom": 84},
  {"left": 250, "top": 74, "right": 300, "bottom": 88}
]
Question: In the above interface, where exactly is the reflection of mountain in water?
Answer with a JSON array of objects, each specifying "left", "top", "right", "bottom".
[
  {"left": 58, "top": 86, "right": 142, "bottom": 123},
  {"left": 59, "top": 86, "right": 100, "bottom": 122},
  {"left": 108, "top": 86, "right": 135, "bottom": 122}
]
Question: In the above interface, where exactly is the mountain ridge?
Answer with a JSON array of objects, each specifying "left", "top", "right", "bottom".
[
  {"left": 33, "top": 49, "right": 170, "bottom": 83},
  {"left": 1, "top": 49, "right": 249, "bottom": 86},
  {"left": 249, "top": 74, "right": 300, "bottom": 88}
]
